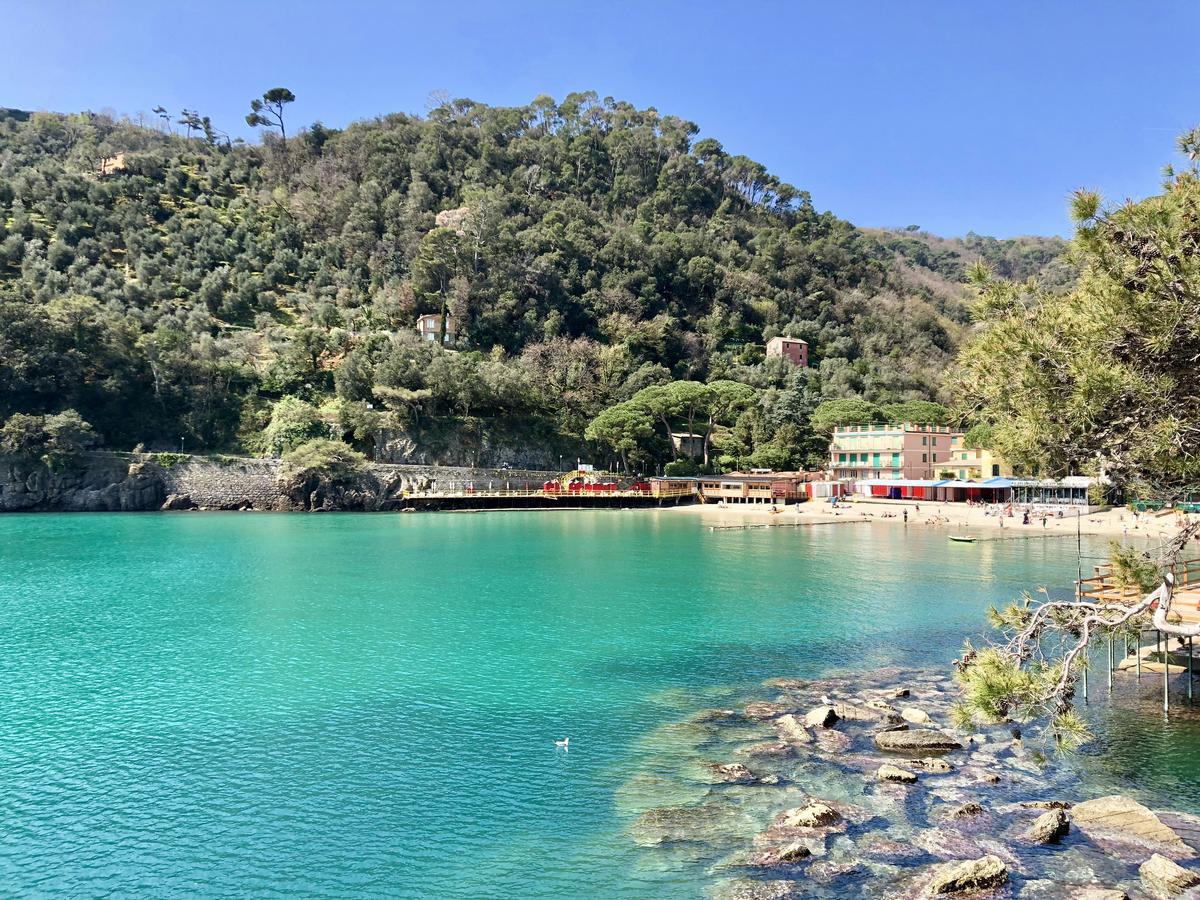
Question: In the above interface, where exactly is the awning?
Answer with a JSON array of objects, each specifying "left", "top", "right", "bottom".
[
  {"left": 981, "top": 477, "right": 1014, "bottom": 488},
  {"left": 856, "top": 479, "right": 941, "bottom": 488}
]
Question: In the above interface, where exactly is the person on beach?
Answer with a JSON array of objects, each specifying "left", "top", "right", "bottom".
[{"left": 903, "top": 509, "right": 908, "bottom": 523}]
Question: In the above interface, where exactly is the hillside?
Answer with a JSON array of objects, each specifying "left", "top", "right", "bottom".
[{"left": 0, "top": 95, "right": 1067, "bottom": 466}]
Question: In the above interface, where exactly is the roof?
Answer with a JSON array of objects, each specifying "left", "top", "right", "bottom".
[
  {"left": 768, "top": 335, "right": 809, "bottom": 345},
  {"left": 981, "top": 477, "right": 1014, "bottom": 487}
]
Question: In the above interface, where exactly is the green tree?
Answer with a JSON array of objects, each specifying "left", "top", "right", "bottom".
[
  {"left": 810, "top": 398, "right": 882, "bottom": 433},
  {"left": 263, "top": 396, "right": 324, "bottom": 455},
  {"left": 878, "top": 400, "right": 949, "bottom": 425},
  {"left": 584, "top": 402, "right": 655, "bottom": 472}
]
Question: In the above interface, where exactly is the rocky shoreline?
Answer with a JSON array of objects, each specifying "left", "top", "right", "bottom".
[{"left": 623, "top": 668, "right": 1200, "bottom": 898}]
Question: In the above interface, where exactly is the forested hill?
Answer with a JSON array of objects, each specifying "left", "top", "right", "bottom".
[{"left": 0, "top": 95, "right": 1066, "bottom": 466}]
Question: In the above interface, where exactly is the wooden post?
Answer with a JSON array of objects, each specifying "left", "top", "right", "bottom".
[
  {"left": 1108, "top": 633, "right": 1114, "bottom": 692},
  {"left": 1189, "top": 636, "right": 1195, "bottom": 704},
  {"left": 1162, "top": 630, "right": 1169, "bottom": 715},
  {"left": 1137, "top": 630, "right": 1142, "bottom": 679}
]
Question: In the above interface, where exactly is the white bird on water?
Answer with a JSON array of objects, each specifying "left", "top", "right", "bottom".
[
  {"left": 821, "top": 695, "right": 834, "bottom": 705},
  {"left": 555, "top": 737, "right": 570, "bottom": 750}
]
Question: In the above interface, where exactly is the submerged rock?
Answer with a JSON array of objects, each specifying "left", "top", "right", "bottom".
[
  {"left": 745, "top": 701, "right": 789, "bottom": 720},
  {"left": 710, "top": 763, "right": 759, "bottom": 784},
  {"left": 1072, "top": 796, "right": 1193, "bottom": 852},
  {"left": 712, "top": 878, "right": 799, "bottom": 900},
  {"left": 1024, "top": 808, "right": 1070, "bottom": 844},
  {"left": 924, "top": 854, "right": 1008, "bottom": 894},
  {"left": 1020, "top": 800, "right": 1072, "bottom": 811},
  {"left": 750, "top": 841, "right": 812, "bottom": 866},
  {"left": 776, "top": 802, "right": 841, "bottom": 829},
  {"left": 877, "top": 763, "right": 918, "bottom": 784},
  {"left": 1139, "top": 852, "right": 1200, "bottom": 897},
  {"left": 874, "top": 729, "right": 963, "bottom": 754},
  {"left": 910, "top": 757, "right": 955, "bottom": 774},
  {"left": 630, "top": 804, "right": 738, "bottom": 846},
  {"left": 902, "top": 707, "right": 932, "bottom": 724},
  {"left": 947, "top": 802, "right": 984, "bottom": 820}
]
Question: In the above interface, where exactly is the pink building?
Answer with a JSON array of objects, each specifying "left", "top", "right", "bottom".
[
  {"left": 766, "top": 336, "right": 808, "bottom": 367},
  {"left": 828, "top": 423, "right": 964, "bottom": 481}
]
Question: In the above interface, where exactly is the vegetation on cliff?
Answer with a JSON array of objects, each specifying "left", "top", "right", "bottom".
[{"left": 0, "top": 96, "right": 1064, "bottom": 467}]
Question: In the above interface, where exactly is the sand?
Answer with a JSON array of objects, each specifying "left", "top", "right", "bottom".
[{"left": 669, "top": 496, "right": 1191, "bottom": 542}]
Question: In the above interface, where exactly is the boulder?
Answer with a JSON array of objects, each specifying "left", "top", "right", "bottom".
[
  {"left": 924, "top": 854, "right": 1008, "bottom": 894},
  {"left": 777, "top": 802, "right": 841, "bottom": 829},
  {"left": 744, "top": 742, "right": 794, "bottom": 759},
  {"left": 775, "top": 714, "right": 814, "bottom": 745},
  {"left": 874, "top": 729, "right": 963, "bottom": 754},
  {"left": 1024, "top": 808, "right": 1070, "bottom": 844},
  {"left": 877, "top": 763, "right": 918, "bottom": 784},
  {"left": 804, "top": 706, "right": 840, "bottom": 728},
  {"left": 1072, "top": 796, "right": 1191, "bottom": 851},
  {"left": 902, "top": 707, "right": 932, "bottom": 724},
  {"left": 1140, "top": 853, "right": 1200, "bottom": 898},
  {"left": 160, "top": 492, "right": 196, "bottom": 510}
]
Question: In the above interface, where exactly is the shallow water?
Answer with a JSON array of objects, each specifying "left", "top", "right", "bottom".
[{"left": 0, "top": 511, "right": 1194, "bottom": 896}]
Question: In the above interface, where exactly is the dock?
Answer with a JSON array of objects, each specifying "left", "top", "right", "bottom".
[
  {"left": 395, "top": 486, "right": 695, "bottom": 512},
  {"left": 1078, "top": 557, "right": 1200, "bottom": 710}
]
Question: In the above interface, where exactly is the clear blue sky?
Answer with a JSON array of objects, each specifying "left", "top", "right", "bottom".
[{"left": 7, "top": 1, "right": 1198, "bottom": 237}]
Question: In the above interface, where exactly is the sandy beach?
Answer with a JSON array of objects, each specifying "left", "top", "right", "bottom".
[{"left": 670, "top": 496, "right": 1191, "bottom": 543}]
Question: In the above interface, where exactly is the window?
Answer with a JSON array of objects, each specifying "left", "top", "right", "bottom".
[
  {"left": 932, "top": 437, "right": 938, "bottom": 447},
  {"left": 921, "top": 453, "right": 927, "bottom": 462},
  {"left": 932, "top": 453, "right": 937, "bottom": 462},
  {"left": 922, "top": 436, "right": 927, "bottom": 446}
]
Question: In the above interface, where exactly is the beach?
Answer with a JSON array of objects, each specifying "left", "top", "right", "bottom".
[{"left": 670, "top": 496, "right": 1190, "bottom": 541}]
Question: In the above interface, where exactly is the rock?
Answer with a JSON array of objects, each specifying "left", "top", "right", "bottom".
[
  {"left": 630, "top": 804, "right": 737, "bottom": 846},
  {"left": 710, "top": 763, "right": 758, "bottom": 784},
  {"left": 713, "top": 878, "right": 799, "bottom": 900},
  {"left": 777, "top": 802, "right": 841, "bottom": 829},
  {"left": 948, "top": 802, "right": 984, "bottom": 819},
  {"left": 764, "top": 678, "right": 808, "bottom": 691},
  {"left": 1021, "top": 800, "right": 1072, "bottom": 810},
  {"left": 874, "top": 729, "right": 963, "bottom": 754},
  {"left": 1072, "top": 796, "right": 1192, "bottom": 851},
  {"left": 924, "top": 854, "right": 1008, "bottom": 894},
  {"left": 804, "top": 705, "right": 840, "bottom": 728},
  {"left": 1071, "top": 890, "right": 1128, "bottom": 900},
  {"left": 744, "top": 742, "right": 794, "bottom": 759},
  {"left": 902, "top": 707, "right": 932, "bottom": 724},
  {"left": 750, "top": 841, "right": 813, "bottom": 866},
  {"left": 910, "top": 757, "right": 955, "bottom": 774},
  {"left": 745, "top": 701, "right": 789, "bottom": 720},
  {"left": 813, "top": 728, "right": 851, "bottom": 754},
  {"left": 877, "top": 763, "right": 918, "bottom": 784},
  {"left": 775, "top": 714, "right": 813, "bottom": 745},
  {"left": 1140, "top": 853, "right": 1200, "bottom": 898},
  {"left": 160, "top": 492, "right": 195, "bottom": 510},
  {"left": 1024, "top": 808, "right": 1071, "bottom": 844},
  {"left": 890, "top": 687, "right": 912, "bottom": 698}
]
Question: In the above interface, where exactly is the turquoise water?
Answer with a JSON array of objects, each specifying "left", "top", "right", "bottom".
[{"left": 0, "top": 511, "right": 1195, "bottom": 896}]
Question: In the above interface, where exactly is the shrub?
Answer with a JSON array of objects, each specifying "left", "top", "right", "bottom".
[
  {"left": 263, "top": 396, "right": 324, "bottom": 455},
  {"left": 663, "top": 458, "right": 700, "bottom": 477},
  {"left": 280, "top": 439, "right": 366, "bottom": 482}
]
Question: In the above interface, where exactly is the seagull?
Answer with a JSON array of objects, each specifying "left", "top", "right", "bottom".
[
  {"left": 821, "top": 695, "right": 834, "bottom": 705},
  {"left": 555, "top": 737, "right": 570, "bottom": 750}
]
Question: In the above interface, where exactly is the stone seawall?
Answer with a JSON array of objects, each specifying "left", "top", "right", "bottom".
[{"left": 0, "top": 452, "right": 564, "bottom": 512}]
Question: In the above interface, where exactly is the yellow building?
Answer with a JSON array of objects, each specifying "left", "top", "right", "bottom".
[{"left": 944, "top": 436, "right": 1012, "bottom": 481}]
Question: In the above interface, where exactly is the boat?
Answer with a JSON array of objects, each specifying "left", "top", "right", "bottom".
[{"left": 948, "top": 535, "right": 976, "bottom": 543}]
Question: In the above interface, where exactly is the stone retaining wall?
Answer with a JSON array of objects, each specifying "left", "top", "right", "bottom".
[{"left": 0, "top": 452, "right": 566, "bottom": 512}]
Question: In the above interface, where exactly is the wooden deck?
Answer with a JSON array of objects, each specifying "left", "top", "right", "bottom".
[{"left": 1078, "top": 558, "right": 1200, "bottom": 626}]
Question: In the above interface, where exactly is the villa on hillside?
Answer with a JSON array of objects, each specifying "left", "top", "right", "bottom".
[
  {"left": 765, "top": 336, "right": 808, "bottom": 367},
  {"left": 416, "top": 312, "right": 457, "bottom": 346}
]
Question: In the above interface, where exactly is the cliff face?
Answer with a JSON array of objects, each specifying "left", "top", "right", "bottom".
[
  {"left": 0, "top": 454, "right": 164, "bottom": 511},
  {"left": 0, "top": 453, "right": 560, "bottom": 512}
]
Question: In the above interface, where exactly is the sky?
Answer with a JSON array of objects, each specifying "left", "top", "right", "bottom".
[{"left": 5, "top": 1, "right": 1198, "bottom": 237}]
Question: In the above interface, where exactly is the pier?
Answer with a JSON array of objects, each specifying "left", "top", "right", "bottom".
[
  {"left": 396, "top": 486, "right": 696, "bottom": 512},
  {"left": 1078, "top": 557, "right": 1200, "bottom": 711}
]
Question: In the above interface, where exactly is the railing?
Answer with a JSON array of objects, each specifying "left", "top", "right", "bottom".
[
  {"left": 401, "top": 486, "right": 696, "bottom": 499},
  {"left": 1078, "top": 557, "right": 1200, "bottom": 601}
]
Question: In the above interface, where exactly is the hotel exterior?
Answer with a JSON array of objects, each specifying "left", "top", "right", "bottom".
[{"left": 829, "top": 423, "right": 965, "bottom": 481}]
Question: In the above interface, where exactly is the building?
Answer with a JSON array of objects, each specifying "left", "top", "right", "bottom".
[
  {"left": 416, "top": 312, "right": 457, "bottom": 346},
  {"left": 766, "top": 336, "right": 809, "bottom": 367},
  {"left": 829, "top": 423, "right": 963, "bottom": 481},
  {"left": 944, "top": 442, "right": 1012, "bottom": 482},
  {"left": 698, "top": 471, "right": 819, "bottom": 505},
  {"left": 670, "top": 432, "right": 706, "bottom": 459}
]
